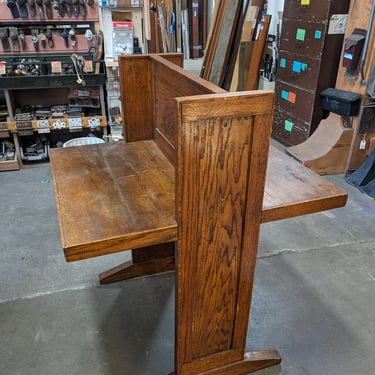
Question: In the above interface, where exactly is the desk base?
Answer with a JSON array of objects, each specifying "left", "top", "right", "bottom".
[
  {"left": 99, "top": 242, "right": 175, "bottom": 284},
  {"left": 169, "top": 350, "right": 281, "bottom": 375}
]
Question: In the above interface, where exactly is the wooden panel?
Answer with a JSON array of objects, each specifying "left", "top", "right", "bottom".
[
  {"left": 208, "top": 0, "right": 242, "bottom": 86},
  {"left": 151, "top": 55, "right": 225, "bottom": 164},
  {"left": 49, "top": 141, "right": 176, "bottom": 261},
  {"left": 175, "top": 91, "right": 273, "bottom": 374},
  {"left": 119, "top": 55, "right": 154, "bottom": 142},
  {"left": 119, "top": 54, "right": 184, "bottom": 142}
]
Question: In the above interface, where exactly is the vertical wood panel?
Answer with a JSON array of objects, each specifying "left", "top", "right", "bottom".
[{"left": 176, "top": 91, "right": 274, "bottom": 374}]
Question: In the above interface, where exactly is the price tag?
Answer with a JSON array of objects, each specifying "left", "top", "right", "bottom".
[
  {"left": 360, "top": 139, "right": 367, "bottom": 150},
  {"left": 84, "top": 60, "right": 94, "bottom": 73},
  {"left": 0, "top": 61, "right": 6, "bottom": 76},
  {"left": 284, "top": 120, "right": 293, "bottom": 132},
  {"left": 37, "top": 119, "right": 50, "bottom": 134},
  {"left": 51, "top": 61, "right": 62, "bottom": 74}
]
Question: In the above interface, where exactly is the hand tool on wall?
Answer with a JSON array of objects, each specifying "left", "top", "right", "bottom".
[
  {"left": 39, "top": 31, "right": 47, "bottom": 48},
  {"left": 16, "top": 0, "right": 29, "bottom": 18},
  {"left": 7, "top": 0, "right": 20, "bottom": 18},
  {"left": 0, "top": 28, "right": 11, "bottom": 52},
  {"left": 35, "top": 0, "right": 45, "bottom": 20},
  {"left": 69, "top": 28, "right": 77, "bottom": 46},
  {"left": 19, "top": 30, "right": 26, "bottom": 49},
  {"left": 28, "top": 0, "right": 37, "bottom": 16},
  {"left": 71, "top": 0, "right": 79, "bottom": 17},
  {"left": 31, "top": 34, "right": 39, "bottom": 51},
  {"left": 79, "top": 0, "right": 87, "bottom": 17},
  {"left": 84, "top": 28, "right": 93, "bottom": 41},
  {"left": 9, "top": 27, "right": 20, "bottom": 52},
  {"left": 46, "top": 28, "right": 54, "bottom": 48},
  {"left": 52, "top": 0, "right": 62, "bottom": 17},
  {"left": 61, "top": 28, "right": 69, "bottom": 47},
  {"left": 70, "top": 53, "right": 84, "bottom": 84},
  {"left": 65, "top": 0, "right": 72, "bottom": 17},
  {"left": 43, "top": 0, "right": 53, "bottom": 19}
]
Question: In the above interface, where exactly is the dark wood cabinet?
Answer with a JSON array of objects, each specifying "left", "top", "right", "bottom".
[{"left": 272, "top": 0, "right": 350, "bottom": 146}]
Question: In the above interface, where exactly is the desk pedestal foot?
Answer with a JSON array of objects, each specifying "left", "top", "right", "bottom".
[
  {"left": 169, "top": 350, "right": 281, "bottom": 375},
  {"left": 99, "top": 242, "right": 175, "bottom": 284}
]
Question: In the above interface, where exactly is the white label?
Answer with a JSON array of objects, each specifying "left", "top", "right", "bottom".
[
  {"left": 360, "top": 139, "right": 367, "bottom": 150},
  {"left": 84, "top": 60, "right": 94, "bottom": 73},
  {"left": 51, "top": 61, "right": 62, "bottom": 74},
  {"left": 328, "top": 14, "right": 348, "bottom": 35},
  {"left": 0, "top": 62, "right": 6, "bottom": 75}
]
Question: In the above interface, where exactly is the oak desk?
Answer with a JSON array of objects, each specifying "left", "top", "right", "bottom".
[{"left": 50, "top": 53, "right": 347, "bottom": 375}]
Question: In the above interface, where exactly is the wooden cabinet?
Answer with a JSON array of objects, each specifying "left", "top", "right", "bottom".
[
  {"left": 272, "top": 0, "right": 350, "bottom": 146},
  {"left": 0, "top": 2, "right": 107, "bottom": 169}
]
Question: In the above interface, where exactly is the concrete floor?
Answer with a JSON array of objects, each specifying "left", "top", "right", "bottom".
[
  {"left": 1, "top": 150, "right": 374, "bottom": 375},
  {"left": 1, "top": 60, "right": 375, "bottom": 374}
]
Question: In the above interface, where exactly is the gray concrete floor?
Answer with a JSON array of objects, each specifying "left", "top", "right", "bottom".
[
  {"left": 1, "top": 60, "right": 375, "bottom": 374},
  {"left": 1, "top": 150, "right": 374, "bottom": 375}
]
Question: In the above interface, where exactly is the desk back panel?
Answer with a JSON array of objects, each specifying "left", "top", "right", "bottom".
[
  {"left": 150, "top": 56, "right": 226, "bottom": 165},
  {"left": 119, "top": 53, "right": 184, "bottom": 143}
]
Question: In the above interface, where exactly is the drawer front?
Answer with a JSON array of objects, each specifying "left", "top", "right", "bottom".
[
  {"left": 280, "top": 18, "right": 326, "bottom": 58},
  {"left": 272, "top": 108, "right": 311, "bottom": 147},
  {"left": 277, "top": 51, "right": 320, "bottom": 91},
  {"left": 275, "top": 81, "right": 316, "bottom": 123},
  {"left": 283, "top": 0, "right": 331, "bottom": 22}
]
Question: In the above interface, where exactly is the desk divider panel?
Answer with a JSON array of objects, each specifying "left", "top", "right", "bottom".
[
  {"left": 150, "top": 55, "right": 226, "bottom": 166},
  {"left": 175, "top": 91, "right": 275, "bottom": 374}
]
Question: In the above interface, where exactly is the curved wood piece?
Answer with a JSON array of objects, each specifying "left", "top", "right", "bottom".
[{"left": 286, "top": 113, "right": 354, "bottom": 175}]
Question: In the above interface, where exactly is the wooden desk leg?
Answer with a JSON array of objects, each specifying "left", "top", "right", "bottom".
[{"left": 99, "top": 242, "right": 175, "bottom": 284}]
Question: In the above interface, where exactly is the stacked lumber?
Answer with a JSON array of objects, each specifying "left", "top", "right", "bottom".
[{"left": 200, "top": 0, "right": 270, "bottom": 91}]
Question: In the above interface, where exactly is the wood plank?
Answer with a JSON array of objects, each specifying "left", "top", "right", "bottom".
[
  {"left": 49, "top": 141, "right": 177, "bottom": 262},
  {"left": 245, "top": 14, "right": 271, "bottom": 90},
  {"left": 200, "top": 0, "right": 222, "bottom": 79},
  {"left": 262, "top": 147, "right": 348, "bottom": 223},
  {"left": 208, "top": 0, "right": 242, "bottom": 86}
]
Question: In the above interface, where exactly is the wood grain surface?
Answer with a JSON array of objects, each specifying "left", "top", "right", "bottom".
[
  {"left": 50, "top": 141, "right": 176, "bottom": 261},
  {"left": 50, "top": 141, "right": 347, "bottom": 262}
]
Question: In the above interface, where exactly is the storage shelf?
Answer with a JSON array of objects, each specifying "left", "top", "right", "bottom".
[{"left": 0, "top": 73, "right": 105, "bottom": 90}]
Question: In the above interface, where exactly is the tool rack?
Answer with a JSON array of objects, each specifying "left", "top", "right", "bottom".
[{"left": 0, "top": 0, "right": 107, "bottom": 170}]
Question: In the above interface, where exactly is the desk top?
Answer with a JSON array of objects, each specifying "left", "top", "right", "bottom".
[{"left": 50, "top": 141, "right": 347, "bottom": 262}]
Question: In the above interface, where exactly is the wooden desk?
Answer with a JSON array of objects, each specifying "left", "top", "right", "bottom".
[
  {"left": 50, "top": 54, "right": 348, "bottom": 375},
  {"left": 50, "top": 142, "right": 347, "bottom": 262}
]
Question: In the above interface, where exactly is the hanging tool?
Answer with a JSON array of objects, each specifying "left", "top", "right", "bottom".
[{"left": 71, "top": 53, "right": 83, "bottom": 84}]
